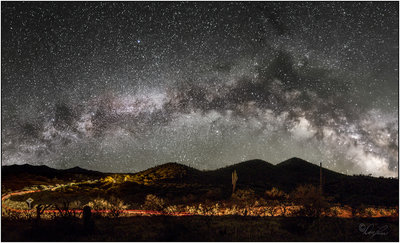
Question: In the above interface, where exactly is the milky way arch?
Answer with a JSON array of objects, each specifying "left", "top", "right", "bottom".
[{"left": 1, "top": 2, "right": 398, "bottom": 176}]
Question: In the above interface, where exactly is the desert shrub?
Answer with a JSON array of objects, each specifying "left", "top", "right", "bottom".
[
  {"left": 353, "top": 204, "right": 376, "bottom": 217},
  {"left": 164, "top": 205, "right": 178, "bottom": 214},
  {"left": 54, "top": 200, "right": 81, "bottom": 218},
  {"left": 231, "top": 189, "right": 258, "bottom": 206},
  {"left": 265, "top": 187, "right": 288, "bottom": 200},
  {"left": 224, "top": 205, "right": 242, "bottom": 215},
  {"left": 329, "top": 206, "right": 340, "bottom": 217},
  {"left": 290, "top": 184, "right": 331, "bottom": 217},
  {"left": 69, "top": 200, "right": 82, "bottom": 209},
  {"left": 197, "top": 203, "right": 208, "bottom": 215},
  {"left": 86, "top": 196, "right": 129, "bottom": 218},
  {"left": 143, "top": 194, "right": 165, "bottom": 211},
  {"left": 264, "top": 187, "right": 290, "bottom": 216},
  {"left": 108, "top": 196, "right": 129, "bottom": 217},
  {"left": 4, "top": 198, "right": 29, "bottom": 210},
  {"left": 87, "top": 197, "right": 108, "bottom": 216},
  {"left": 199, "top": 203, "right": 218, "bottom": 216},
  {"left": 209, "top": 203, "right": 220, "bottom": 215},
  {"left": 184, "top": 205, "right": 197, "bottom": 214},
  {"left": 253, "top": 197, "right": 267, "bottom": 207},
  {"left": 264, "top": 200, "right": 283, "bottom": 216},
  {"left": 2, "top": 207, "right": 35, "bottom": 220},
  {"left": 184, "top": 204, "right": 206, "bottom": 215}
]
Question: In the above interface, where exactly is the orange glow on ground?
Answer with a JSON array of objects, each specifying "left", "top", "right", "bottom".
[{"left": 2, "top": 189, "right": 398, "bottom": 218}]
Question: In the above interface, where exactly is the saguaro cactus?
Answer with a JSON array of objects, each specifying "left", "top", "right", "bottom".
[
  {"left": 83, "top": 205, "right": 93, "bottom": 232},
  {"left": 319, "top": 162, "right": 323, "bottom": 196},
  {"left": 232, "top": 169, "right": 238, "bottom": 194}
]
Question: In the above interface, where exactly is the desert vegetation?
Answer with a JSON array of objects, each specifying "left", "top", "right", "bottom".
[{"left": 2, "top": 160, "right": 398, "bottom": 241}]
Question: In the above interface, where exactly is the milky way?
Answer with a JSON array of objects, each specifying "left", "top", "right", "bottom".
[{"left": 1, "top": 2, "right": 398, "bottom": 176}]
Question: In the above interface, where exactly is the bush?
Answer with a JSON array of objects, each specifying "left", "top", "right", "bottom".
[
  {"left": 108, "top": 196, "right": 129, "bottom": 218},
  {"left": 69, "top": 200, "right": 82, "bottom": 209},
  {"left": 54, "top": 200, "right": 79, "bottom": 218},
  {"left": 143, "top": 194, "right": 165, "bottom": 211},
  {"left": 265, "top": 187, "right": 288, "bottom": 200},
  {"left": 290, "top": 184, "right": 331, "bottom": 217},
  {"left": 231, "top": 189, "right": 258, "bottom": 206},
  {"left": 87, "top": 196, "right": 129, "bottom": 218},
  {"left": 164, "top": 205, "right": 178, "bottom": 214}
]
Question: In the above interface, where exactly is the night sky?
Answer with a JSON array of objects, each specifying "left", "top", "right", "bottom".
[{"left": 1, "top": 2, "right": 398, "bottom": 177}]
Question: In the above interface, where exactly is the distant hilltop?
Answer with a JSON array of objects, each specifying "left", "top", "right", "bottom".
[{"left": 2, "top": 157, "right": 398, "bottom": 207}]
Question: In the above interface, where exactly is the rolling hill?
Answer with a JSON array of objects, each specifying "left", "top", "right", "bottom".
[
  {"left": 1, "top": 164, "right": 104, "bottom": 191},
  {"left": 2, "top": 158, "right": 398, "bottom": 206}
]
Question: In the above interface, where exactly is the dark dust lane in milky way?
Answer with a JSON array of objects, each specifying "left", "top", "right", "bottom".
[{"left": 1, "top": 2, "right": 398, "bottom": 176}]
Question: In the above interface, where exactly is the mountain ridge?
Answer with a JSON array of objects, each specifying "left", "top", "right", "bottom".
[
  {"left": 2, "top": 157, "right": 398, "bottom": 206},
  {"left": 1, "top": 157, "right": 395, "bottom": 179}
]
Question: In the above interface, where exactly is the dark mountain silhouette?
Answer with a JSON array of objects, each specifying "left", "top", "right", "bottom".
[
  {"left": 1, "top": 164, "right": 104, "bottom": 191},
  {"left": 200, "top": 158, "right": 346, "bottom": 193},
  {"left": 2, "top": 164, "right": 102, "bottom": 177},
  {"left": 62, "top": 166, "right": 103, "bottom": 175},
  {"left": 204, "top": 159, "right": 275, "bottom": 189},
  {"left": 2, "top": 158, "right": 398, "bottom": 206},
  {"left": 274, "top": 157, "right": 346, "bottom": 191},
  {"left": 1, "top": 164, "right": 59, "bottom": 177},
  {"left": 130, "top": 162, "right": 204, "bottom": 183}
]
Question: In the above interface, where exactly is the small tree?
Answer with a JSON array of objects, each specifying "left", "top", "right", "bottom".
[
  {"left": 36, "top": 204, "right": 52, "bottom": 220},
  {"left": 108, "top": 196, "right": 129, "bottom": 218},
  {"left": 143, "top": 194, "right": 165, "bottom": 211},
  {"left": 69, "top": 200, "right": 82, "bottom": 217},
  {"left": 55, "top": 200, "right": 77, "bottom": 218},
  {"left": 87, "top": 198, "right": 109, "bottom": 217}
]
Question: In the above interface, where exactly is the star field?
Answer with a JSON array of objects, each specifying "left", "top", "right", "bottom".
[{"left": 1, "top": 2, "right": 398, "bottom": 176}]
